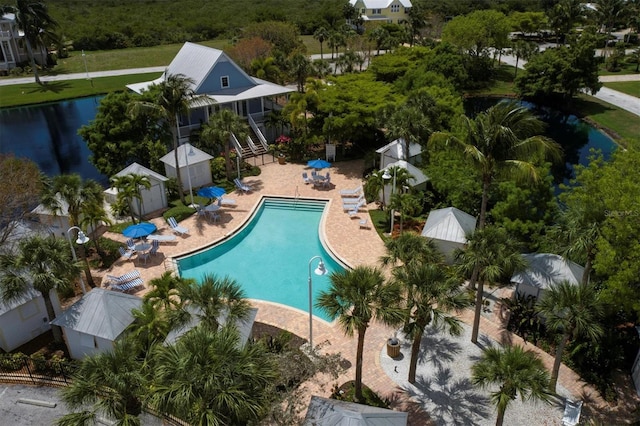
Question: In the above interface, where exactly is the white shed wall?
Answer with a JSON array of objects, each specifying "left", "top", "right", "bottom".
[{"left": 0, "top": 297, "right": 50, "bottom": 352}]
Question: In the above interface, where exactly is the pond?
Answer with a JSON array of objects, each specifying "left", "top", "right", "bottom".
[
  {"left": 464, "top": 97, "right": 617, "bottom": 188},
  {"left": 0, "top": 96, "right": 108, "bottom": 186},
  {"left": 0, "top": 95, "right": 617, "bottom": 189}
]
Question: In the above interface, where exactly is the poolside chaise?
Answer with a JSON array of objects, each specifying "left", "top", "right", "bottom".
[
  {"left": 147, "top": 234, "right": 177, "bottom": 242},
  {"left": 106, "top": 270, "right": 141, "bottom": 286},
  {"left": 217, "top": 197, "right": 236, "bottom": 207},
  {"left": 168, "top": 216, "right": 189, "bottom": 236},
  {"left": 340, "top": 185, "right": 363, "bottom": 198},
  {"left": 110, "top": 277, "right": 145, "bottom": 293},
  {"left": 347, "top": 200, "right": 366, "bottom": 217},
  {"left": 234, "top": 178, "right": 252, "bottom": 193},
  {"left": 342, "top": 195, "right": 365, "bottom": 211}
]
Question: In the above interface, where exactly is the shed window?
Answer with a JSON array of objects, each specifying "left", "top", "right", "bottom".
[{"left": 221, "top": 76, "right": 230, "bottom": 88}]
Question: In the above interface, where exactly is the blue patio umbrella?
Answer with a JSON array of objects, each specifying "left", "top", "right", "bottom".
[
  {"left": 197, "top": 186, "right": 226, "bottom": 199},
  {"left": 122, "top": 222, "right": 157, "bottom": 239},
  {"left": 307, "top": 159, "right": 331, "bottom": 170}
]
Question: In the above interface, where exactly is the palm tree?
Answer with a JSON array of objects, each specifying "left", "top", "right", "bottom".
[
  {"left": 40, "top": 173, "right": 104, "bottom": 228},
  {"left": 429, "top": 101, "right": 562, "bottom": 229},
  {"left": 290, "top": 52, "right": 312, "bottom": 92},
  {"left": 511, "top": 40, "right": 539, "bottom": 79},
  {"left": 79, "top": 203, "right": 112, "bottom": 260},
  {"left": 251, "top": 56, "right": 280, "bottom": 83},
  {"left": 200, "top": 108, "right": 249, "bottom": 180},
  {"left": 129, "top": 73, "right": 207, "bottom": 204},
  {"left": 455, "top": 226, "right": 527, "bottom": 344},
  {"left": 316, "top": 266, "right": 404, "bottom": 402},
  {"left": 312, "top": 58, "right": 332, "bottom": 79},
  {"left": 381, "top": 96, "right": 433, "bottom": 159},
  {"left": 1, "top": 0, "right": 58, "bottom": 84},
  {"left": 127, "top": 301, "right": 171, "bottom": 351},
  {"left": 537, "top": 281, "right": 604, "bottom": 392},
  {"left": 380, "top": 231, "right": 440, "bottom": 269},
  {"left": 0, "top": 235, "right": 81, "bottom": 343},
  {"left": 472, "top": 344, "right": 551, "bottom": 426},
  {"left": 147, "top": 326, "right": 277, "bottom": 425},
  {"left": 110, "top": 173, "right": 151, "bottom": 223},
  {"left": 56, "top": 338, "right": 147, "bottom": 425},
  {"left": 389, "top": 191, "right": 421, "bottom": 233},
  {"left": 314, "top": 26, "right": 330, "bottom": 60},
  {"left": 393, "top": 262, "right": 471, "bottom": 383},
  {"left": 172, "top": 274, "right": 251, "bottom": 332},
  {"left": 143, "top": 271, "right": 188, "bottom": 312}
]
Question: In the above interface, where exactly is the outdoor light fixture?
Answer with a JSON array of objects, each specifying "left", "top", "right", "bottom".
[
  {"left": 307, "top": 255, "right": 328, "bottom": 352},
  {"left": 382, "top": 167, "right": 397, "bottom": 235},
  {"left": 67, "top": 226, "right": 90, "bottom": 294},
  {"left": 183, "top": 142, "right": 197, "bottom": 208}
]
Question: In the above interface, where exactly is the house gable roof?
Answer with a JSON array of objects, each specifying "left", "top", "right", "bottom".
[
  {"left": 115, "top": 162, "right": 168, "bottom": 182},
  {"left": 50, "top": 288, "right": 142, "bottom": 341},
  {"left": 421, "top": 207, "right": 477, "bottom": 244},
  {"left": 349, "top": 0, "right": 412, "bottom": 9},
  {"left": 511, "top": 253, "right": 584, "bottom": 291},
  {"left": 376, "top": 138, "right": 422, "bottom": 163},
  {"left": 0, "top": 287, "right": 41, "bottom": 316},
  {"left": 304, "top": 395, "right": 408, "bottom": 425},
  {"left": 159, "top": 142, "right": 214, "bottom": 168},
  {"left": 382, "top": 160, "right": 428, "bottom": 187}
]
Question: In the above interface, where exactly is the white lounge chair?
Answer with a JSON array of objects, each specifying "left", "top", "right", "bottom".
[
  {"left": 168, "top": 216, "right": 189, "bottom": 236},
  {"left": 147, "top": 234, "right": 176, "bottom": 242},
  {"left": 562, "top": 400, "right": 582, "bottom": 426},
  {"left": 234, "top": 178, "right": 252, "bottom": 193},
  {"left": 340, "top": 185, "right": 363, "bottom": 198},
  {"left": 348, "top": 200, "right": 366, "bottom": 217},
  {"left": 218, "top": 197, "right": 236, "bottom": 207},
  {"left": 110, "top": 277, "right": 144, "bottom": 293},
  {"left": 342, "top": 195, "right": 365, "bottom": 211},
  {"left": 107, "top": 270, "right": 141, "bottom": 286}
]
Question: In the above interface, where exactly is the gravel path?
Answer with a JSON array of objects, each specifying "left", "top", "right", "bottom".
[{"left": 380, "top": 324, "right": 573, "bottom": 426}]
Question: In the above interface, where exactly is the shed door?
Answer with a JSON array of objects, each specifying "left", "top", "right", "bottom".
[{"left": 144, "top": 184, "right": 165, "bottom": 214}]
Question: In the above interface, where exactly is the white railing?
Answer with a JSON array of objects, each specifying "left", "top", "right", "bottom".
[
  {"left": 230, "top": 133, "right": 243, "bottom": 157},
  {"left": 247, "top": 115, "right": 268, "bottom": 152},
  {"left": 246, "top": 136, "right": 258, "bottom": 154}
]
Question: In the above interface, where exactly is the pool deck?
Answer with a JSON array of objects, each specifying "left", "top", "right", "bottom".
[{"left": 100, "top": 158, "right": 612, "bottom": 424}]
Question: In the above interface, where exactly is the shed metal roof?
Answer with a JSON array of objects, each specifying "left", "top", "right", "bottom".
[
  {"left": 0, "top": 287, "right": 41, "bottom": 316},
  {"left": 50, "top": 288, "right": 142, "bottom": 341},
  {"left": 115, "top": 162, "right": 168, "bottom": 182},
  {"left": 421, "top": 207, "right": 476, "bottom": 244},
  {"left": 382, "top": 160, "right": 428, "bottom": 187},
  {"left": 159, "top": 142, "right": 214, "bottom": 168},
  {"left": 511, "top": 253, "right": 584, "bottom": 290},
  {"left": 304, "top": 395, "right": 408, "bottom": 425}
]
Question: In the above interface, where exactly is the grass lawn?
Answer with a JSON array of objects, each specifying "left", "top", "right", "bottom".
[
  {"left": 0, "top": 72, "right": 161, "bottom": 108},
  {"left": 598, "top": 61, "right": 640, "bottom": 76},
  {"left": 602, "top": 81, "right": 640, "bottom": 98},
  {"left": 572, "top": 95, "right": 640, "bottom": 149}
]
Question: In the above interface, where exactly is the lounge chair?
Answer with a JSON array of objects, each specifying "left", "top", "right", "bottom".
[
  {"left": 347, "top": 200, "right": 366, "bottom": 217},
  {"left": 168, "top": 216, "right": 189, "bottom": 236},
  {"left": 233, "top": 178, "right": 252, "bottom": 193},
  {"left": 107, "top": 270, "right": 141, "bottom": 286},
  {"left": 302, "top": 172, "right": 311, "bottom": 184},
  {"left": 562, "top": 400, "right": 582, "bottom": 426},
  {"left": 110, "top": 278, "right": 145, "bottom": 293},
  {"left": 118, "top": 246, "right": 134, "bottom": 261},
  {"left": 147, "top": 234, "right": 176, "bottom": 242},
  {"left": 342, "top": 195, "right": 365, "bottom": 211},
  {"left": 359, "top": 218, "right": 370, "bottom": 229},
  {"left": 340, "top": 185, "right": 363, "bottom": 198},
  {"left": 126, "top": 238, "right": 136, "bottom": 250},
  {"left": 218, "top": 197, "right": 236, "bottom": 207}
]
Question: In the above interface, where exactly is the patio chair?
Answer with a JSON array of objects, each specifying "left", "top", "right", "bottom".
[
  {"left": 340, "top": 185, "right": 363, "bottom": 198},
  {"left": 126, "top": 239, "right": 136, "bottom": 250},
  {"left": 149, "top": 239, "right": 160, "bottom": 256},
  {"left": 168, "top": 216, "right": 189, "bottom": 236},
  {"left": 323, "top": 175, "right": 331, "bottom": 188},
  {"left": 347, "top": 200, "right": 366, "bottom": 217},
  {"left": 233, "top": 178, "right": 252, "bottom": 193},
  {"left": 118, "top": 246, "right": 134, "bottom": 261},
  {"left": 302, "top": 172, "right": 311, "bottom": 184},
  {"left": 562, "top": 400, "right": 583, "bottom": 426}
]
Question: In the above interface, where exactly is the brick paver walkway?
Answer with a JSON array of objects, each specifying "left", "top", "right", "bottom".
[{"left": 98, "top": 157, "right": 616, "bottom": 424}]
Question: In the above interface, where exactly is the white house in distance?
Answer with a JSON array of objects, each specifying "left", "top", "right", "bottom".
[
  {"left": 421, "top": 207, "right": 477, "bottom": 264},
  {"left": 50, "top": 288, "right": 142, "bottom": 360},
  {"left": 510, "top": 253, "right": 584, "bottom": 299},
  {"left": 30, "top": 195, "right": 72, "bottom": 239},
  {"left": 104, "top": 162, "right": 169, "bottom": 216},
  {"left": 127, "top": 42, "right": 294, "bottom": 160},
  {"left": 160, "top": 142, "right": 213, "bottom": 192},
  {"left": 0, "top": 13, "right": 47, "bottom": 72},
  {"left": 349, "top": 0, "right": 413, "bottom": 25}
]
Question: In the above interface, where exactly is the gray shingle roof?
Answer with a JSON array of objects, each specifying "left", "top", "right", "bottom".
[{"left": 50, "top": 288, "right": 142, "bottom": 341}]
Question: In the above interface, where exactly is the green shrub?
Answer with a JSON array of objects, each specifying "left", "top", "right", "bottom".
[
  {"left": 163, "top": 205, "right": 195, "bottom": 222},
  {"left": 0, "top": 353, "right": 26, "bottom": 371}
]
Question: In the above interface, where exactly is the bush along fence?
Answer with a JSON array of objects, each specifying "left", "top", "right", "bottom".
[{"left": 0, "top": 352, "right": 75, "bottom": 387}]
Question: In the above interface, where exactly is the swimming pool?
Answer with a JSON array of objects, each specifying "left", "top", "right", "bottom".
[{"left": 177, "top": 197, "right": 345, "bottom": 322}]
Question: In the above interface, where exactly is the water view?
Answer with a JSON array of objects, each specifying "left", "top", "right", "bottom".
[{"left": 0, "top": 95, "right": 617, "bottom": 189}]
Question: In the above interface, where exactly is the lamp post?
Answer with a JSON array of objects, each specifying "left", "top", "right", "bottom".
[
  {"left": 183, "top": 142, "right": 197, "bottom": 208},
  {"left": 307, "top": 256, "right": 328, "bottom": 352},
  {"left": 67, "top": 226, "right": 90, "bottom": 294},
  {"left": 382, "top": 166, "right": 396, "bottom": 236}
]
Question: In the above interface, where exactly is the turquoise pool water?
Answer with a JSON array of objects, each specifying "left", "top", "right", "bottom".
[{"left": 177, "top": 198, "right": 345, "bottom": 322}]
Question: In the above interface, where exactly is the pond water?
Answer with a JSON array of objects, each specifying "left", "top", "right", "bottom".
[
  {"left": 0, "top": 96, "right": 108, "bottom": 186},
  {"left": 464, "top": 98, "right": 617, "bottom": 187},
  {"left": 0, "top": 96, "right": 616, "bottom": 189}
]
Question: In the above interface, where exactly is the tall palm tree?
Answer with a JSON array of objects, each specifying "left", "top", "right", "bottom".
[
  {"left": 129, "top": 73, "right": 208, "bottom": 204},
  {"left": 0, "top": 235, "right": 81, "bottom": 343},
  {"left": 40, "top": 173, "right": 104, "bottom": 228},
  {"left": 393, "top": 262, "right": 471, "bottom": 383},
  {"left": 455, "top": 226, "right": 527, "bottom": 344},
  {"left": 172, "top": 274, "right": 251, "bottom": 332},
  {"left": 143, "top": 271, "right": 188, "bottom": 312},
  {"left": 429, "top": 101, "right": 562, "bottom": 229},
  {"left": 316, "top": 266, "right": 404, "bottom": 402},
  {"left": 314, "top": 26, "right": 330, "bottom": 60},
  {"left": 537, "top": 281, "right": 604, "bottom": 392},
  {"left": 147, "top": 326, "right": 277, "bottom": 425},
  {"left": 127, "top": 301, "right": 171, "bottom": 351},
  {"left": 511, "top": 40, "right": 539, "bottom": 79},
  {"left": 380, "top": 231, "right": 440, "bottom": 269},
  {"left": 472, "top": 344, "right": 551, "bottom": 426},
  {"left": 56, "top": 338, "right": 148, "bottom": 426},
  {"left": 80, "top": 202, "right": 112, "bottom": 260},
  {"left": 1, "top": 0, "right": 58, "bottom": 84},
  {"left": 200, "top": 108, "right": 249, "bottom": 180},
  {"left": 110, "top": 174, "right": 139, "bottom": 223}
]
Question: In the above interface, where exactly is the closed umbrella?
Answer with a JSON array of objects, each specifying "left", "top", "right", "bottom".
[
  {"left": 307, "top": 159, "right": 331, "bottom": 170},
  {"left": 197, "top": 186, "right": 226, "bottom": 199},
  {"left": 122, "top": 222, "right": 157, "bottom": 238}
]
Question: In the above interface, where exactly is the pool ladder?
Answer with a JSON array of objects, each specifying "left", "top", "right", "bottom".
[{"left": 293, "top": 186, "right": 300, "bottom": 209}]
